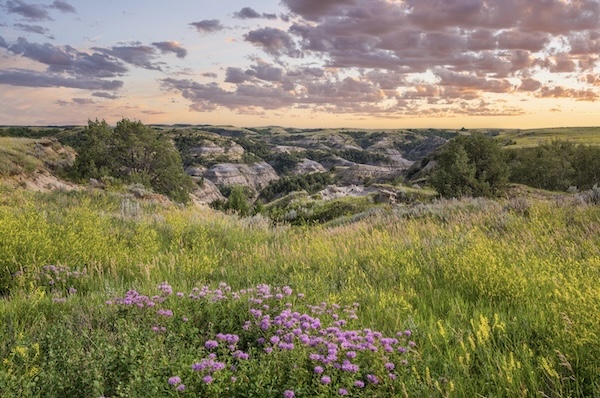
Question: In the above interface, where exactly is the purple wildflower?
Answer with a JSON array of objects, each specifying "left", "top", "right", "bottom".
[
  {"left": 338, "top": 388, "right": 348, "bottom": 396},
  {"left": 168, "top": 376, "right": 181, "bottom": 385},
  {"left": 314, "top": 366, "right": 324, "bottom": 374},
  {"left": 367, "top": 374, "right": 379, "bottom": 384},
  {"left": 205, "top": 340, "right": 218, "bottom": 349},
  {"left": 202, "top": 375, "right": 213, "bottom": 384},
  {"left": 321, "top": 375, "right": 331, "bottom": 384},
  {"left": 176, "top": 384, "right": 186, "bottom": 391},
  {"left": 354, "top": 380, "right": 365, "bottom": 388},
  {"left": 283, "top": 390, "right": 295, "bottom": 398}
]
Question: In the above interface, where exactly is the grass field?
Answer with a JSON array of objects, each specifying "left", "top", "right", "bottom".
[
  {"left": 498, "top": 127, "right": 600, "bottom": 147},
  {"left": 1, "top": 186, "right": 599, "bottom": 397}
]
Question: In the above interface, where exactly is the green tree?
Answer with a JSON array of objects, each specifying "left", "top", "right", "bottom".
[
  {"left": 225, "top": 185, "right": 250, "bottom": 216},
  {"left": 431, "top": 133, "right": 509, "bottom": 198},
  {"left": 72, "top": 119, "right": 193, "bottom": 203}
]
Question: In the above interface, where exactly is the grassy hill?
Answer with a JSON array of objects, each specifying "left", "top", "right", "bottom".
[
  {"left": 1, "top": 185, "right": 599, "bottom": 397},
  {"left": 496, "top": 126, "right": 600, "bottom": 147}
]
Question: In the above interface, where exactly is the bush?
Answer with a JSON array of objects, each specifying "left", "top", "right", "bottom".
[
  {"left": 507, "top": 141, "right": 600, "bottom": 191},
  {"left": 430, "top": 133, "right": 509, "bottom": 198},
  {"left": 70, "top": 119, "right": 193, "bottom": 203}
]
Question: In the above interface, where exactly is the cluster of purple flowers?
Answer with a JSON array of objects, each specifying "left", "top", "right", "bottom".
[
  {"left": 106, "top": 282, "right": 415, "bottom": 396},
  {"left": 168, "top": 376, "right": 185, "bottom": 392},
  {"left": 36, "top": 264, "right": 86, "bottom": 303},
  {"left": 106, "top": 289, "right": 165, "bottom": 308},
  {"left": 36, "top": 264, "right": 87, "bottom": 286}
]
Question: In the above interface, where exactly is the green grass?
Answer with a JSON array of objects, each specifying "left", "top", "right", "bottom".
[
  {"left": 1, "top": 186, "right": 599, "bottom": 397},
  {"left": 0, "top": 137, "right": 43, "bottom": 177},
  {"left": 498, "top": 127, "right": 600, "bottom": 148}
]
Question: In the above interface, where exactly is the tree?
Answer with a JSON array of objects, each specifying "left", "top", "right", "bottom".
[
  {"left": 430, "top": 133, "right": 509, "bottom": 198},
  {"left": 73, "top": 119, "right": 193, "bottom": 203},
  {"left": 226, "top": 185, "right": 250, "bottom": 216}
]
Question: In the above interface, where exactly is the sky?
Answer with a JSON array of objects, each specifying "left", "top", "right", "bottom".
[{"left": 1, "top": 0, "right": 600, "bottom": 129}]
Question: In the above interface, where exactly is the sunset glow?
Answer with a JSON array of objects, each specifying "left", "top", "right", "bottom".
[{"left": 1, "top": 0, "right": 600, "bottom": 128}]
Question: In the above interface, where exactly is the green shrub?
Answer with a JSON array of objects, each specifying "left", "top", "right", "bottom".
[
  {"left": 431, "top": 133, "right": 509, "bottom": 198},
  {"left": 70, "top": 119, "right": 193, "bottom": 203}
]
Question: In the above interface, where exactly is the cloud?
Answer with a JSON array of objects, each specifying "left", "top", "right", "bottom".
[
  {"left": 9, "top": 37, "right": 72, "bottom": 66},
  {"left": 234, "top": 7, "right": 261, "bottom": 19},
  {"left": 13, "top": 23, "right": 53, "bottom": 37},
  {"left": 538, "top": 86, "right": 598, "bottom": 101},
  {"left": 201, "top": 72, "right": 218, "bottom": 78},
  {"left": 93, "top": 45, "right": 161, "bottom": 70},
  {"left": 152, "top": 41, "right": 188, "bottom": 58},
  {"left": 56, "top": 98, "right": 96, "bottom": 106},
  {"left": 0, "top": 36, "right": 8, "bottom": 49},
  {"left": 280, "top": 0, "right": 356, "bottom": 21},
  {"left": 92, "top": 91, "right": 120, "bottom": 100},
  {"left": 225, "top": 67, "right": 251, "bottom": 84},
  {"left": 0, "top": 68, "right": 123, "bottom": 90},
  {"left": 160, "top": 0, "right": 600, "bottom": 118},
  {"left": 5, "top": 0, "right": 51, "bottom": 21},
  {"left": 7, "top": 37, "right": 128, "bottom": 78},
  {"left": 189, "top": 19, "right": 223, "bottom": 34},
  {"left": 233, "top": 7, "right": 278, "bottom": 20},
  {"left": 161, "top": 78, "right": 297, "bottom": 111},
  {"left": 244, "top": 27, "right": 301, "bottom": 57},
  {"left": 50, "top": 0, "right": 76, "bottom": 13},
  {"left": 518, "top": 78, "right": 542, "bottom": 92}
]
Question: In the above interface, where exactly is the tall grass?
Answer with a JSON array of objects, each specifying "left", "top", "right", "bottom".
[{"left": 1, "top": 186, "right": 599, "bottom": 397}]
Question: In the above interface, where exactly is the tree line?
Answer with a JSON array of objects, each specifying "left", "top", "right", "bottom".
[{"left": 430, "top": 133, "right": 600, "bottom": 198}]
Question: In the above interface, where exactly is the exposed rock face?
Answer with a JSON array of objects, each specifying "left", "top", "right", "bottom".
[
  {"left": 404, "top": 136, "right": 447, "bottom": 161},
  {"left": 273, "top": 145, "right": 305, "bottom": 154},
  {"left": 12, "top": 171, "right": 80, "bottom": 192},
  {"left": 319, "top": 184, "right": 374, "bottom": 200},
  {"left": 337, "top": 164, "right": 405, "bottom": 185},
  {"left": 188, "top": 140, "right": 244, "bottom": 161},
  {"left": 380, "top": 149, "right": 414, "bottom": 169},
  {"left": 292, "top": 159, "right": 326, "bottom": 175},
  {"left": 185, "top": 165, "right": 207, "bottom": 177},
  {"left": 204, "top": 162, "right": 279, "bottom": 192},
  {"left": 190, "top": 179, "right": 225, "bottom": 205},
  {"left": 320, "top": 155, "right": 356, "bottom": 169}
]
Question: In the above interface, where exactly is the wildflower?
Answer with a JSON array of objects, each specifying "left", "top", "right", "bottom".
[
  {"left": 202, "top": 375, "right": 213, "bottom": 384},
  {"left": 338, "top": 388, "right": 348, "bottom": 396},
  {"left": 385, "top": 362, "right": 395, "bottom": 370},
  {"left": 157, "top": 309, "right": 173, "bottom": 317},
  {"left": 205, "top": 340, "right": 218, "bottom": 349},
  {"left": 321, "top": 375, "right": 331, "bottom": 384},
  {"left": 283, "top": 390, "right": 295, "bottom": 398},
  {"left": 314, "top": 366, "right": 324, "bottom": 374},
  {"left": 354, "top": 380, "right": 365, "bottom": 388},
  {"left": 233, "top": 350, "right": 249, "bottom": 360},
  {"left": 168, "top": 376, "right": 181, "bottom": 385},
  {"left": 367, "top": 374, "right": 379, "bottom": 384},
  {"left": 231, "top": 376, "right": 237, "bottom": 382},
  {"left": 176, "top": 384, "right": 185, "bottom": 392},
  {"left": 388, "top": 373, "right": 397, "bottom": 380}
]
